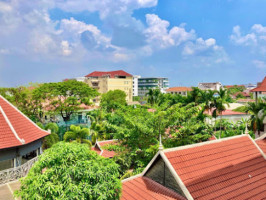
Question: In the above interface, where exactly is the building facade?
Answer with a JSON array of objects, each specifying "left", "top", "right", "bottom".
[
  {"left": 251, "top": 76, "right": 266, "bottom": 101},
  {"left": 138, "top": 77, "right": 169, "bottom": 96},
  {"left": 166, "top": 87, "right": 192, "bottom": 96},
  {"left": 85, "top": 70, "right": 133, "bottom": 102},
  {"left": 198, "top": 82, "right": 222, "bottom": 91},
  {"left": 133, "top": 75, "right": 140, "bottom": 97}
]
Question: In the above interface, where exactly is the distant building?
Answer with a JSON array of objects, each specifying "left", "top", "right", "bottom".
[
  {"left": 138, "top": 77, "right": 169, "bottom": 96},
  {"left": 251, "top": 76, "right": 266, "bottom": 101},
  {"left": 166, "top": 87, "right": 192, "bottom": 96},
  {"left": 133, "top": 75, "right": 141, "bottom": 96},
  {"left": 198, "top": 82, "right": 222, "bottom": 91},
  {"left": 84, "top": 70, "right": 133, "bottom": 102}
]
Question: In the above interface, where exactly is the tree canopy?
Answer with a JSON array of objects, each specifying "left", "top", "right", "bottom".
[
  {"left": 15, "top": 142, "right": 121, "bottom": 200},
  {"left": 100, "top": 90, "right": 127, "bottom": 111}
]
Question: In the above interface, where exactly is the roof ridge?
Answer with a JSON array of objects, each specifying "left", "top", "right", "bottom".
[
  {"left": 163, "top": 134, "right": 247, "bottom": 153},
  {"left": 0, "top": 95, "right": 50, "bottom": 135},
  {"left": 0, "top": 106, "right": 25, "bottom": 145}
]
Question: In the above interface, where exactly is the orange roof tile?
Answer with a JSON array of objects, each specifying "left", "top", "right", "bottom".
[
  {"left": 166, "top": 87, "right": 192, "bottom": 92},
  {"left": 164, "top": 135, "right": 266, "bottom": 200},
  {"left": 0, "top": 95, "right": 49, "bottom": 150},
  {"left": 204, "top": 109, "right": 247, "bottom": 116},
  {"left": 256, "top": 139, "right": 266, "bottom": 154},
  {"left": 91, "top": 139, "right": 117, "bottom": 158},
  {"left": 251, "top": 76, "right": 266, "bottom": 92},
  {"left": 121, "top": 176, "right": 186, "bottom": 200}
]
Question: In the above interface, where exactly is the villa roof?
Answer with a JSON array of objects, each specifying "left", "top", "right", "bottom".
[
  {"left": 0, "top": 95, "right": 50, "bottom": 150},
  {"left": 122, "top": 134, "right": 266, "bottom": 199},
  {"left": 251, "top": 76, "right": 266, "bottom": 92},
  {"left": 204, "top": 109, "right": 247, "bottom": 116},
  {"left": 166, "top": 87, "right": 192, "bottom": 92},
  {"left": 85, "top": 70, "right": 132, "bottom": 78},
  {"left": 91, "top": 139, "right": 117, "bottom": 158},
  {"left": 121, "top": 176, "right": 186, "bottom": 200},
  {"left": 225, "top": 85, "right": 245, "bottom": 89}
]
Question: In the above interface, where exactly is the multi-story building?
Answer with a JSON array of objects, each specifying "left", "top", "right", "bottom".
[
  {"left": 138, "top": 77, "right": 169, "bottom": 96},
  {"left": 251, "top": 76, "right": 266, "bottom": 101},
  {"left": 198, "top": 82, "right": 222, "bottom": 91},
  {"left": 133, "top": 75, "right": 141, "bottom": 97},
  {"left": 84, "top": 70, "right": 133, "bottom": 102}
]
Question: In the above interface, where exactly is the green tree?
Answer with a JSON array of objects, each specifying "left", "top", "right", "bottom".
[
  {"left": 15, "top": 142, "right": 121, "bottom": 200},
  {"left": 64, "top": 125, "right": 92, "bottom": 147},
  {"left": 216, "top": 88, "right": 229, "bottom": 138},
  {"left": 35, "top": 80, "right": 99, "bottom": 123},
  {"left": 36, "top": 122, "right": 60, "bottom": 149},
  {"left": 100, "top": 90, "right": 127, "bottom": 111}
]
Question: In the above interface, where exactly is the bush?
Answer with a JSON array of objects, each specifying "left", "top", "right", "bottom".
[{"left": 15, "top": 142, "right": 121, "bottom": 200}]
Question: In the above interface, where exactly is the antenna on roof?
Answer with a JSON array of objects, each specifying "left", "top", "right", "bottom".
[
  {"left": 245, "top": 123, "right": 249, "bottom": 135},
  {"left": 159, "top": 134, "right": 163, "bottom": 150}
]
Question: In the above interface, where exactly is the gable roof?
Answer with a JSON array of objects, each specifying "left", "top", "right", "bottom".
[
  {"left": 122, "top": 176, "right": 186, "bottom": 200},
  {"left": 166, "top": 87, "right": 192, "bottom": 92},
  {"left": 0, "top": 95, "right": 50, "bottom": 150},
  {"left": 125, "top": 134, "right": 266, "bottom": 200},
  {"left": 91, "top": 139, "right": 117, "bottom": 158},
  {"left": 85, "top": 70, "right": 132, "bottom": 78},
  {"left": 255, "top": 133, "right": 266, "bottom": 154},
  {"left": 251, "top": 76, "right": 266, "bottom": 92}
]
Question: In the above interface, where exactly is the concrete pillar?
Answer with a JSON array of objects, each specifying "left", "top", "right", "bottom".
[{"left": 13, "top": 156, "right": 22, "bottom": 168}]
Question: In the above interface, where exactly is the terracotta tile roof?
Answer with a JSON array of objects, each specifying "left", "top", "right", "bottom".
[
  {"left": 204, "top": 109, "right": 247, "bottom": 116},
  {"left": 164, "top": 135, "right": 266, "bottom": 200},
  {"left": 166, "top": 87, "right": 192, "bottom": 92},
  {"left": 225, "top": 85, "right": 245, "bottom": 89},
  {"left": 121, "top": 176, "right": 186, "bottom": 200},
  {"left": 208, "top": 135, "right": 217, "bottom": 141},
  {"left": 91, "top": 139, "right": 117, "bottom": 158},
  {"left": 0, "top": 95, "right": 50, "bottom": 150},
  {"left": 256, "top": 139, "right": 266, "bottom": 154},
  {"left": 237, "top": 98, "right": 256, "bottom": 103},
  {"left": 251, "top": 76, "right": 266, "bottom": 92},
  {"left": 85, "top": 70, "right": 132, "bottom": 78}
]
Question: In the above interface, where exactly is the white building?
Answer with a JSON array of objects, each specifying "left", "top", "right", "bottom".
[
  {"left": 133, "top": 75, "right": 141, "bottom": 96},
  {"left": 198, "top": 82, "right": 222, "bottom": 91}
]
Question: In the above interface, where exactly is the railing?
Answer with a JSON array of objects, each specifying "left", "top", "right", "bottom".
[{"left": 0, "top": 157, "right": 38, "bottom": 185}]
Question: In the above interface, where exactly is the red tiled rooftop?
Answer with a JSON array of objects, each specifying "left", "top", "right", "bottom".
[
  {"left": 0, "top": 95, "right": 49, "bottom": 150},
  {"left": 166, "top": 87, "right": 192, "bottom": 92},
  {"left": 225, "top": 85, "right": 245, "bottom": 89},
  {"left": 204, "top": 109, "right": 247, "bottom": 116},
  {"left": 91, "top": 139, "right": 117, "bottom": 158},
  {"left": 85, "top": 70, "right": 132, "bottom": 78},
  {"left": 121, "top": 176, "right": 186, "bottom": 200},
  {"left": 256, "top": 139, "right": 266, "bottom": 154},
  {"left": 164, "top": 135, "right": 266, "bottom": 200},
  {"left": 251, "top": 76, "right": 266, "bottom": 92}
]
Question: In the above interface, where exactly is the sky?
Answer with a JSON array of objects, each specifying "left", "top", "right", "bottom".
[{"left": 0, "top": 0, "right": 265, "bottom": 87}]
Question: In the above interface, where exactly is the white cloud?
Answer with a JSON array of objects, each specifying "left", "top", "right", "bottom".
[
  {"left": 230, "top": 25, "right": 257, "bottom": 46},
  {"left": 61, "top": 41, "right": 72, "bottom": 56},
  {"left": 253, "top": 60, "right": 266, "bottom": 69},
  {"left": 144, "top": 14, "right": 195, "bottom": 48},
  {"left": 183, "top": 38, "right": 218, "bottom": 55}
]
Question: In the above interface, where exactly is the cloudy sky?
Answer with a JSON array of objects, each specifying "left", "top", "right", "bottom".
[{"left": 0, "top": 0, "right": 265, "bottom": 87}]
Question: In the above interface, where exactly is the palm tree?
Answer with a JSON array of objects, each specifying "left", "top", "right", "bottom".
[
  {"left": 216, "top": 88, "right": 229, "bottom": 138},
  {"left": 246, "top": 101, "right": 266, "bottom": 136},
  {"left": 64, "top": 125, "right": 92, "bottom": 146}
]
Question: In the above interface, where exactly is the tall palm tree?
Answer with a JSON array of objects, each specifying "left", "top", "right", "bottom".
[
  {"left": 246, "top": 101, "right": 265, "bottom": 136},
  {"left": 216, "top": 88, "right": 229, "bottom": 138},
  {"left": 64, "top": 125, "right": 92, "bottom": 147}
]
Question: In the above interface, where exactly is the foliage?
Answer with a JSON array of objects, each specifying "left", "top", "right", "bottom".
[
  {"left": 15, "top": 142, "right": 121, "bottom": 200},
  {"left": 36, "top": 122, "right": 59, "bottom": 149},
  {"left": 64, "top": 125, "right": 92, "bottom": 147},
  {"left": 233, "top": 106, "right": 248, "bottom": 113},
  {"left": 100, "top": 90, "right": 127, "bottom": 112},
  {"left": 35, "top": 80, "right": 99, "bottom": 122}
]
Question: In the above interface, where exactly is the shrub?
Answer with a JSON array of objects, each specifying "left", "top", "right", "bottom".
[{"left": 15, "top": 142, "right": 121, "bottom": 200}]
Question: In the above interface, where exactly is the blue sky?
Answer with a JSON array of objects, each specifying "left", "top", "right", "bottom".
[{"left": 0, "top": 0, "right": 265, "bottom": 87}]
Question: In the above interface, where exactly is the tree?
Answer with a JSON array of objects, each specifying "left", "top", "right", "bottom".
[
  {"left": 246, "top": 101, "right": 266, "bottom": 136},
  {"left": 36, "top": 122, "right": 60, "bottom": 149},
  {"left": 64, "top": 125, "right": 92, "bottom": 147},
  {"left": 216, "top": 88, "right": 229, "bottom": 138},
  {"left": 15, "top": 142, "right": 121, "bottom": 199},
  {"left": 34, "top": 80, "right": 99, "bottom": 123},
  {"left": 100, "top": 90, "right": 127, "bottom": 111},
  {"left": 146, "top": 89, "right": 161, "bottom": 105}
]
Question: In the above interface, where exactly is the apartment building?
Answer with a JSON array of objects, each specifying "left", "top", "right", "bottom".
[
  {"left": 166, "top": 87, "right": 192, "bottom": 96},
  {"left": 198, "top": 82, "right": 222, "bottom": 91},
  {"left": 133, "top": 75, "right": 141, "bottom": 96},
  {"left": 138, "top": 77, "right": 169, "bottom": 96},
  {"left": 85, "top": 70, "right": 133, "bottom": 102}
]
